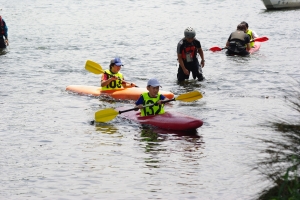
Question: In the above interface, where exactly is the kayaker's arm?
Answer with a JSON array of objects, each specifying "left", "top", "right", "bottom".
[
  {"left": 252, "top": 30, "right": 259, "bottom": 38},
  {"left": 197, "top": 48, "right": 205, "bottom": 68},
  {"left": 156, "top": 100, "right": 165, "bottom": 105},
  {"left": 122, "top": 81, "right": 136, "bottom": 88},
  {"left": 177, "top": 53, "right": 189, "bottom": 75},
  {"left": 226, "top": 41, "right": 230, "bottom": 48},
  {"left": 246, "top": 43, "right": 251, "bottom": 52},
  {"left": 135, "top": 96, "right": 144, "bottom": 111},
  {"left": 134, "top": 99, "right": 166, "bottom": 112},
  {"left": 134, "top": 95, "right": 167, "bottom": 111},
  {"left": 245, "top": 34, "right": 251, "bottom": 51},
  {"left": 101, "top": 75, "right": 119, "bottom": 87},
  {"left": 135, "top": 104, "right": 143, "bottom": 110},
  {"left": 101, "top": 73, "right": 136, "bottom": 87}
]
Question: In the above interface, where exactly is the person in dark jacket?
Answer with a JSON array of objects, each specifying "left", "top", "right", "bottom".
[
  {"left": 177, "top": 27, "right": 205, "bottom": 82},
  {"left": 225, "top": 24, "right": 250, "bottom": 56},
  {"left": 0, "top": 15, "right": 8, "bottom": 48}
]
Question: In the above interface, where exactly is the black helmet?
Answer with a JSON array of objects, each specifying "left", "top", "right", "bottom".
[{"left": 184, "top": 27, "right": 196, "bottom": 39}]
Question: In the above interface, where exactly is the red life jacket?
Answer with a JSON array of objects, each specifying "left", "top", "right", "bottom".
[{"left": 181, "top": 40, "right": 196, "bottom": 60}]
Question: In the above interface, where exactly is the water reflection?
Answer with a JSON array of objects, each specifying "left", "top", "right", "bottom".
[
  {"left": 137, "top": 126, "right": 204, "bottom": 169},
  {"left": 92, "top": 120, "right": 205, "bottom": 170},
  {"left": 226, "top": 55, "right": 251, "bottom": 62},
  {"left": 99, "top": 95, "right": 133, "bottom": 105},
  {"left": 139, "top": 125, "right": 202, "bottom": 143},
  {"left": 94, "top": 123, "right": 119, "bottom": 134},
  {"left": 176, "top": 79, "right": 204, "bottom": 92}
]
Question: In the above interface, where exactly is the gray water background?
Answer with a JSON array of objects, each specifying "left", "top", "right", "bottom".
[{"left": 1, "top": 0, "right": 300, "bottom": 199}]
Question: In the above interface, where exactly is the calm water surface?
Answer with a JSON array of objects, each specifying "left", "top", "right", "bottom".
[{"left": 1, "top": 0, "right": 299, "bottom": 199}]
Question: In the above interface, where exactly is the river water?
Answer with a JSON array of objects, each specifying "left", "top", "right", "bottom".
[{"left": 1, "top": 0, "right": 299, "bottom": 199}]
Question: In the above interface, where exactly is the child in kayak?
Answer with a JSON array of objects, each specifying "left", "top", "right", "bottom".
[
  {"left": 240, "top": 21, "right": 259, "bottom": 48},
  {"left": 101, "top": 57, "right": 136, "bottom": 90},
  {"left": 135, "top": 78, "right": 168, "bottom": 116}
]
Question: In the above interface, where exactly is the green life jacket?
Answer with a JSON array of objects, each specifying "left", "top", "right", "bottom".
[
  {"left": 246, "top": 29, "right": 254, "bottom": 47},
  {"left": 140, "top": 92, "right": 165, "bottom": 116},
  {"left": 101, "top": 69, "right": 124, "bottom": 91}
]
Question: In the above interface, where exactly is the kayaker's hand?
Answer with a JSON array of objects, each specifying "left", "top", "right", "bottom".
[
  {"left": 110, "top": 76, "right": 118, "bottom": 81},
  {"left": 156, "top": 100, "right": 163, "bottom": 105},
  {"left": 136, "top": 104, "right": 143, "bottom": 109},
  {"left": 200, "top": 60, "right": 205, "bottom": 68},
  {"left": 183, "top": 68, "right": 189, "bottom": 75},
  {"left": 5, "top": 39, "right": 9, "bottom": 46},
  {"left": 161, "top": 98, "right": 169, "bottom": 104},
  {"left": 123, "top": 82, "right": 135, "bottom": 88}
]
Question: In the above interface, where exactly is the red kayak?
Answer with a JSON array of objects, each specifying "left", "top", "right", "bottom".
[
  {"left": 249, "top": 42, "right": 261, "bottom": 54},
  {"left": 116, "top": 106, "right": 203, "bottom": 131}
]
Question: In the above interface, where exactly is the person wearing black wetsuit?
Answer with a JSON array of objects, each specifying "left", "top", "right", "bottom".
[
  {"left": 225, "top": 24, "right": 250, "bottom": 56},
  {"left": 177, "top": 27, "right": 205, "bottom": 82}
]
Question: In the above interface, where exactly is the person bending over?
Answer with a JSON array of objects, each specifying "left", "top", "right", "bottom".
[{"left": 225, "top": 24, "right": 250, "bottom": 56}]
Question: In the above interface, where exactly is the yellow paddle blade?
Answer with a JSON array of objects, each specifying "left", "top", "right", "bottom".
[
  {"left": 85, "top": 60, "right": 105, "bottom": 74},
  {"left": 175, "top": 91, "right": 203, "bottom": 102},
  {"left": 95, "top": 108, "right": 119, "bottom": 122}
]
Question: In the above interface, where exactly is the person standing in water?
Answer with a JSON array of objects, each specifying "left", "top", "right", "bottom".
[
  {"left": 0, "top": 14, "right": 8, "bottom": 48},
  {"left": 177, "top": 27, "right": 205, "bottom": 82}
]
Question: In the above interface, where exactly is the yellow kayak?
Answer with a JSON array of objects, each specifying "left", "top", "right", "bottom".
[{"left": 66, "top": 85, "right": 175, "bottom": 101}]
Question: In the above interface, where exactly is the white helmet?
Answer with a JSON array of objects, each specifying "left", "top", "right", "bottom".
[{"left": 184, "top": 27, "right": 196, "bottom": 39}]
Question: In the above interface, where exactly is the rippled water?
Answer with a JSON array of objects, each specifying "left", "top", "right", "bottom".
[{"left": 1, "top": 0, "right": 300, "bottom": 199}]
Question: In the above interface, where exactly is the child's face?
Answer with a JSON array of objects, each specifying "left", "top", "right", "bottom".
[
  {"left": 147, "top": 86, "right": 159, "bottom": 98},
  {"left": 111, "top": 64, "right": 121, "bottom": 73}
]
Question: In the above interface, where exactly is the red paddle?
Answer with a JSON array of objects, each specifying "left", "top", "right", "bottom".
[
  {"left": 209, "top": 46, "right": 226, "bottom": 52},
  {"left": 209, "top": 36, "right": 269, "bottom": 52},
  {"left": 252, "top": 36, "right": 269, "bottom": 42}
]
